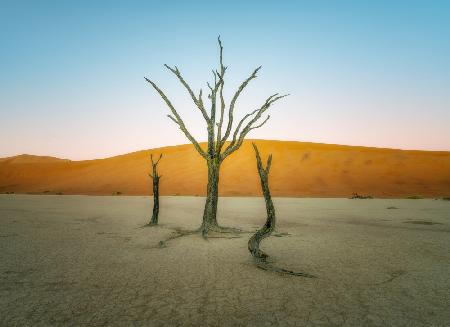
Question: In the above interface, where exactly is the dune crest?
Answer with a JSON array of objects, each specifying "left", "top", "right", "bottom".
[{"left": 1, "top": 140, "right": 449, "bottom": 197}]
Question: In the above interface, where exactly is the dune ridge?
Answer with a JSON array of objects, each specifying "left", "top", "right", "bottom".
[{"left": 1, "top": 140, "right": 449, "bottom": 197}]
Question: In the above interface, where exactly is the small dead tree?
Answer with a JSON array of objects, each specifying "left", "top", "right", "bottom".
[
  {"left": 248, "top": 143, "right": 275, "bottom": 259},
  {"left": 249, "top": 143, "right": 316, "bottom": 278},
  {"left": 148, "top": 153, "right": 163, "bottom": 225},
  {"left": 145, "top": 37, "right": 288, "bottom": 236}
]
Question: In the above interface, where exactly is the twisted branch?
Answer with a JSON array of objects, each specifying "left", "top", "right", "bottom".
[{"left": 249, "top": 143, "right": 316, "bottom": 278}]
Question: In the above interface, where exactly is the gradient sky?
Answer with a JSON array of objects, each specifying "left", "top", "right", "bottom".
[{"left": 1, "top": 0, "right": 449, "bottom": 160}]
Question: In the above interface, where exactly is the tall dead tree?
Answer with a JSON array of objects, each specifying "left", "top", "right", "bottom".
[
  {"left": 249, "top": 143, "right": 316, "bottom": 277},
  {"left": 145, "top": 37, "right": 288, "bottom": 236},
  {"left": 148, "top": 153, "right": 163, "bottom": 226}
]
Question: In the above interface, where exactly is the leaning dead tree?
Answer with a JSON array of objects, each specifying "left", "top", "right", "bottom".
[
  {"left": 249, "top": 143, "right": 316, "bottom": 278},
  {"left": 148, "top": 153, "right": 163, "bottom": 226},
  {"left": 145, "top": 37, "right": 288, "bottom": 236},
  {"left": 248, "top": 143, "right": 275, "bottom": 260}
]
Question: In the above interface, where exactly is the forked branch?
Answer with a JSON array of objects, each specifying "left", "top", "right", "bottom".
[
  {"left": 144, "top": 77, "right": 207, "bottom": 159},
  {"left": 221, "top": 66, "right": 262, "bottom": 145},
  {"left": 150, "top": 153, "right": 163, "bottom": 166},
  {"left": 221, "top": 94, "right": 289, "bottom": 159},
  {"left": 164, "top": 64, "right": 210, "bottom": 123}
]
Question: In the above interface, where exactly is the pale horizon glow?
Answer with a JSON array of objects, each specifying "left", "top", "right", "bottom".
[{"left": 1, "top": 1, "right": 449, "bottom": 160}]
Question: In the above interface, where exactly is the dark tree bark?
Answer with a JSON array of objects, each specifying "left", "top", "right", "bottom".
[
  {"left": 145, "top": 37, "right": 288, "bottom": 236},
  {"left": 149, "top": 153, "right": 163, "bottom": 225},
  {"left": 248, "top": 143, "right": 275, "bottom": 259},
  {"left": 249, "top": 143, "right": 316, "bottom": 278},
  {"left": 200, "top": 158, "right": 221, "bottom": 233}
]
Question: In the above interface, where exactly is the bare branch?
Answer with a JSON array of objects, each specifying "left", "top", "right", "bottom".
[
  {"left": 229, "top": 108, "right": 259, "bottom": 144},
  {"left": 266, "top": 154, "right": 272, "bottom": 174},
  {"left": 209, "top": 83, "right": 217, "bottom": 125},
  {"left": 198, "top": 89, "right": 204, "bottom": 109},
  {"left": 167, "top": 114, "right": 179, "bottom": 125},
  {"left": 221, "top": 94, "right": 288, "bottom": 159},
  {"left": 156, "top": 153, "right": 163, "bottom": 165},
  {"left": 221, "top": 66, "right": 262, "bottom": 144},
  {"left": 219, "top": 108, "right": 258, "bottom": 160},
  {"left": 250, "top": 115, "right": 270, "bottom": 131},
  {"left": 164, "top": 64, "right": 210, "bottom": 122},
  {"left": 252, "top": 143, "right": 272, "bottom": 174},
  {"left": 241, "top": 95, "right": 288, "bottom": 135},
  {"left": 252, "top": 142, "right": 263, "bottom": 172},
  {"left": 208, "top": 66, "right": 224, "bottom": 131},
  {"left": 150, "top": 153, "right": 163, "bottom": 168},
  {"left": 145, "top": 77, "right": 207, "bottom": 159},
  {"left": 218, "top": 35, "right": 224, "bottom": 68},
  {"left": 215, "top": 81, "right": 226, "bottom": 149},
  {"left": 211, "top": 70, "right": 217, "bottom": 89},
  {"left": 207, "top": 82, "right": 213, "bottom": 95},
  {"left": 215, "top": 36, "right": 228, "bottom": 152}
]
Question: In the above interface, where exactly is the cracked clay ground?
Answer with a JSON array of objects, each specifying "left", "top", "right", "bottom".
[{"left": 1, "top": 195, "right": 449, "bottom": 326}]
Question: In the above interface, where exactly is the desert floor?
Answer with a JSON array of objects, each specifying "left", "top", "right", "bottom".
[{"left": 1, "top": 195, "right": 449, "bottom": 326}]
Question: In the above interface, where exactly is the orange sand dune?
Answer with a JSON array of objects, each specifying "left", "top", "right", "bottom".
[{"left": 0, "top": 140, "right": 449, "bottom": 197}]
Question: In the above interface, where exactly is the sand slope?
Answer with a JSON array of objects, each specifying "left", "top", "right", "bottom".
[{"left": 0, "top": 140, "right": 449, "bottom": 197}]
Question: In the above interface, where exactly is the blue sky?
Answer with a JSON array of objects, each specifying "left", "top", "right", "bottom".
[{"left": 0, "top": 0, "right": 449, "bottom": 159}]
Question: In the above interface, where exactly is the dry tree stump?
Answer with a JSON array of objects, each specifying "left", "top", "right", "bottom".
[{"left": 148, "top": 153, "right": 163, "bottom": 226}]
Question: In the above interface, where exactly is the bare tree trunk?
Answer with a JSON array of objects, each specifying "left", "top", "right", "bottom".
[
  {"left": 248, "top": 144, "right": 275, "bottom": 258},
  {"left": 200, "top": 159, "right": 220, "bottom": 235},
  {"left": 150, "top": 175, "right": 160, "bottom": 225},
  {"left": 148, "top": 154, "right": 162, "bottom": 226}
]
